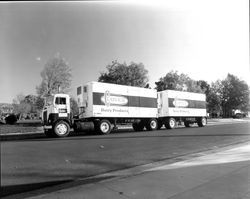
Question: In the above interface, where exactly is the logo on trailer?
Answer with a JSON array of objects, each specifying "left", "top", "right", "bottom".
[
  {"left": 101, "top": 91, "right": 128, "bottom": 106},
  {"left": 173, "top": 99, "right": 189, "bottom": 108}
]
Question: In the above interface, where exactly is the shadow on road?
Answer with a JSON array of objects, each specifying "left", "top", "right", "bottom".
[
  {"left": 1, "top": 176, "right": 114, "bottom": 199},
  {"left": 1, "top": 179, "right": 71, "bottom": 198}
]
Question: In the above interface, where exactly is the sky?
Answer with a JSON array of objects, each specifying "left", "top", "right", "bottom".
[{"left": 0, "top": 0, "right": 249, "bottom": 103}]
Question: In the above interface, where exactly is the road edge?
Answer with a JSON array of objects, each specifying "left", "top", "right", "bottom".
[{"left": 1, "top": 119, "right": 249, "bottom": 141}]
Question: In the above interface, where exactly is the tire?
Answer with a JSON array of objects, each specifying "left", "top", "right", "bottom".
[
  {"left": 132, "top": 121, "right": 145, "bottom": 132},
  {"left": 53, "top": 120, "right": 70, "bottom": 137},
  {"left": 197, "top": 117, "right": 207, "bottom": 127},
  {"left": 184, "top": 121, "right": 190, "bottom": 127},
  {"left": 145, "top": 119, "right": 158, "bottom": 131},
  {"left": 165, "top": 118, "right": 176, "bottom": 129},
  {"left": 98, "top": 120, "right": 112, "bottom": 134}
]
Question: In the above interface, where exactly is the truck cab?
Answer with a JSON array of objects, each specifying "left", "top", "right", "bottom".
[{"left": 42, "top": 94, "right": 71, "bottom": 137}]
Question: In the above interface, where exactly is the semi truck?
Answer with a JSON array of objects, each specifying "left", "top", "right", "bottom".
[{"left": 42, "top": 81, "right": 207, "bottom": 137}]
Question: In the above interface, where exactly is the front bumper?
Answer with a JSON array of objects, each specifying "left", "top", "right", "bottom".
[{"left": 43, "top": 125, "right": 52, "bottom": 130}]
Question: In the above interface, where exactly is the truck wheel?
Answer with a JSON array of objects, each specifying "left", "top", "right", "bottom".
[
  {"left": 53, "top": 121, "right": 70, "bottom": 137},
  {"left": 184, "top": 121, "right": 190, "bottom": 127},
  {"left": 165, "top": 118, "right": 176, "bottom": 129},
  {"left": 98, "top": 120, "right": 112, "bottom": 134},
  {"left": 145, "top": 119, "right": 158, "bottom": 131},
  {"left": 197, "top": 117, "right": 207, "bottom": 127}
]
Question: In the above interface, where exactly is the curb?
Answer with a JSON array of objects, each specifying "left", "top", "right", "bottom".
[{"left": 0, "top": 131, "right": 45, "bottom": 141}]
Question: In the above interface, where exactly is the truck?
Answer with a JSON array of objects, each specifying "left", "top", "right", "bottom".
[{"left": 42, "top": 81, "right": 207, "bottom": 137}]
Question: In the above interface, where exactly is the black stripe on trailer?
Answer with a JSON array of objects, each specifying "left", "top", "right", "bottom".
[
  {"left": 168, "top": 98, "right": 206, "bottom": 109},
  {"left": 93, "top": 92, "right": 157, "bottom": 108}
]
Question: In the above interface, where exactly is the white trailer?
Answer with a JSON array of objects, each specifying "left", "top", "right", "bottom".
[
  {"left": 77, "top": 81, "right": 157, "bottom": 119},
  {"left": 76, "top": 81, "right": 158, "bottom": 134},
  {"left": 157, "top": 90, "right": 207, "bottom": 129}
]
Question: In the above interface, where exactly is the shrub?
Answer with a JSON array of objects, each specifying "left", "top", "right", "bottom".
[{"left": 5, "top": 114, "right": 18, "bottom": 125}]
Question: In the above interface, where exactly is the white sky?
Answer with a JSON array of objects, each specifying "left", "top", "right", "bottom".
[
  {"left": 136, "top": 0, "right": 250, "bottom": 86},
  {"left": 0, "top": 0, "right": 249, "bottom": 103}
]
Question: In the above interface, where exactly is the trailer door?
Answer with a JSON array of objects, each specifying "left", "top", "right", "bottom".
[{"left": 157, "top": 92, "right": 163, "bottom": 116}]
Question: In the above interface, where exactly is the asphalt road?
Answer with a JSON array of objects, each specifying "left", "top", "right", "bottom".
[{"left": 1, "top": 122, "right": 250, "bottom": 198}]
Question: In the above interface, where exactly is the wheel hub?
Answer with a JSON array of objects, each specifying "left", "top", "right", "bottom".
[
  {"left": 150, "top": 121, "right": 157, "bottom": 129},
  {"left": 100, "top": 122, "right": 109, "bottom": 133},
  {"left": 56, "top": 124, "right": 67, "bottom": 135},
  {"left": 170, "top": 120, "right": 175, "bottom": 127}
]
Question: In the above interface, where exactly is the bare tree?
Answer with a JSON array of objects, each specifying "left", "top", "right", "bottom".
[{"left": 36, "top": 53, "right": 72, "bottom": 97}]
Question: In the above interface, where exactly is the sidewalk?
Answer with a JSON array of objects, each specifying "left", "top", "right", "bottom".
[{"left": 27, "top": 142, "right": 250, "bottom": 199}]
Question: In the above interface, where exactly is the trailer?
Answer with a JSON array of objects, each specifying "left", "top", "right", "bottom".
[
  {"left": 76, "top": 81, "right": 158, "bottom": 133},
  {"left": 157, "top": 90, "right": 207, "bottom": 129},
  {"left": 41, "top": 82, "right": 207, "bottom": 137}
]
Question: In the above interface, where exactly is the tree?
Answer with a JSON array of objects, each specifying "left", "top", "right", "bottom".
[
  {"left": 35, "top": 96, "right": 45, "bottom": 113},
  {"left": 12, "top": 94, "right": 32, "bottom": 119},
  {"left": 220, "top": 74, "right": 249, "bottom": 117},
  {"left": 206, "top": 74, "right": 250, "bottom": 118},
  {"left": 12, "top": 94, "right": 45, "bottom": 119},
  {"left": 24, "top": 95, "right": 38, "bottom": 114},
  {"left": 24, "top": 95, "right": 45, "bottom": 117},
  {"left": 206, "top": 81, "right": 222, "bottom": 117},
  {"left": 36, "top": 54, "right": 72, "bottom": 97},
  {"left": 197, "top": 80, "right": 210, "bottom": 96},
  {"left": 155, "top": 70, "right": 203, "bottom": 93},
  {"left": 98, "top": 61, "right": 149, "bottom": 87}
]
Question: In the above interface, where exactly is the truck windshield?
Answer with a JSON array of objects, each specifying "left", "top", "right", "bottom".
[{"left": 55, "top": 97, "right": 66, "bottom": 105}]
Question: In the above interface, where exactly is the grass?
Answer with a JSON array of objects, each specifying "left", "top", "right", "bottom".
[{"left": 0, "top": 124, "right": 43, "bottom": 135}]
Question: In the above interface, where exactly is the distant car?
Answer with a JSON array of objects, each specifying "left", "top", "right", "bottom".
[
  {"left": 5, "top": 114, "right": 18, "bottom": 125},
  {"left": 232, "top": 113, "right": 246, "bottom": 119},
  {"left": 232, "top": 109, "right": 246, "bottom": 119}
]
